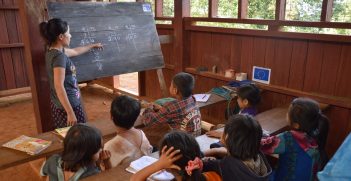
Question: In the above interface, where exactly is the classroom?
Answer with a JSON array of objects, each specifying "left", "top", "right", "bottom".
[{"left": 0, "top": 0, "right": 350, "bottom": 180}]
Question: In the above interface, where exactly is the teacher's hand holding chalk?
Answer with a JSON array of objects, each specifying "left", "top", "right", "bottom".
[{"left": 90, "top": 42, "right": 104, "bottom": 50}]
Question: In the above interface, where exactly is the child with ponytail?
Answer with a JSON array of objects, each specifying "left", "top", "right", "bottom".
[
  {"left": 261, "top": 98, "right": 329, "bottom": 181},
  {"left": 132, "top": 115, "right": 272, "bottom": 181},
  {"left": 131, "top": 131, "right": 206, "bottom": 181}
]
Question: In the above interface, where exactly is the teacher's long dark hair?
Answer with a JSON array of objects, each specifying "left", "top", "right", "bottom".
[{"left": 39, "top": 18, "right": 68, "bottom": 45}]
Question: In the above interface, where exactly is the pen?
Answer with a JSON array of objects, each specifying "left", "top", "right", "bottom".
[{"left": 202, "top": 94, "right": 207, "bottom": 99}]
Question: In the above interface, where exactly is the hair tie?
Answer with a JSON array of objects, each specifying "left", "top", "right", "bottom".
[
  {"left": 185, "top": 157, "right": 203, "bottom": 176},
  {"left": 312, "top": 128, "right": 320, "bottom": 136}
]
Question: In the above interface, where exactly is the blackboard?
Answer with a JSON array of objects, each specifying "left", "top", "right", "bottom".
[{"left": 47, "top": 2, "right": 164, "bottom": 82}]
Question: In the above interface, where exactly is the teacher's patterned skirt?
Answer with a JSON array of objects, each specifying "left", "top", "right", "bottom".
[{"left": 51, "top": 101, "right": 87, "bottom": 128}]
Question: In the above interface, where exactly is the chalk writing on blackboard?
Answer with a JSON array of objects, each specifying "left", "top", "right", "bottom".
[
  {"left": 125, "top": 24, "right": 137, "bottom": 51},
  {"left": 107, "top": 26, "right": 121, "bottom": 52},
  {"left": 48, "top": 2, "right": 165, "bottom": 82},
  {"left": 80, "top": 26, "right": 104, "bottom": 71}
]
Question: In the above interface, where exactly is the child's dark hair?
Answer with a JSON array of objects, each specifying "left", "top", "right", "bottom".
[
  {"left": 62, "top": 124, "right": 102, "bottom": 172},
  {"left": 172, "top": 72, "right": 195, "bottom": 98},
  {"left": 237, "top": 84, "right": 261, "bottom": 106},
  {"left": 224, "top": 114, "right": 263, "bottom": 160},
  {"left": 110, "top": 95, "right": 141, "bottom": 129},
  {"left": 160, "top": 131, "right": 202, "bottom": 181},
  {"left": 39, "top": 18, "right": 68, "bottom": 45},
  {"left": 288, "top": 98, "right": 329, "bottom": 150}
]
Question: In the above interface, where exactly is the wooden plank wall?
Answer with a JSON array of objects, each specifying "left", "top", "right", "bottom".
[
  {"left": 143, "top": 29, "right": 175, "bottom": 98},
  {"left": 186, "top": 31, "right": 351, "bottom": 155},
  {"left": 144, "top": 26, "right": 351, "bottom": 155},
  {"left": 0, "top": 0, "right": 29, "bottom": 91}
]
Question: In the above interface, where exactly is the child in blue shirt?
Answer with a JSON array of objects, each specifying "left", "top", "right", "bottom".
[{"left": 261, "top": 98, "right": 329, "bottom": 181}]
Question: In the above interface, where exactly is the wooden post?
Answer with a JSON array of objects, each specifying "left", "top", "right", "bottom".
[
  {"left": 155, "top": 0, "right": 163, "bottom": 17},
  {"left": 238, "top": 0, "right": 248, "bottom": 19},
  {"left": 275, "top": 0, "right": 286, "bottom": 20},
  {"left": 209, "top": 0, "right": 218, "bottom": 18},
  {"left": 18, "top": 0, "right": 47, "bottom": 133},
  {"left": 321, "top": 0, "right": 333, "bottom": 22},
  {"left": 156, "top": 69, "right": 168, "bottom": 97},
  {"left": 173, "top": 0, "right": 190, "bottom": 73},
  {"left": 269, "top": 0, "right": 286, "bottom": 31}
]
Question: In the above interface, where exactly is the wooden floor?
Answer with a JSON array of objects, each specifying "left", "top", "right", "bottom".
[{"left": 0, "top": 84, "right": 117, "bottom": 180}]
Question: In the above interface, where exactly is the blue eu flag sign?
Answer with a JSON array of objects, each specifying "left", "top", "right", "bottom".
[
  {"left": 252, "top": 66, "right": 271, "bottom": 84},
  {"left": 142, "top": 4, "right": 152, "bottom": 12}
]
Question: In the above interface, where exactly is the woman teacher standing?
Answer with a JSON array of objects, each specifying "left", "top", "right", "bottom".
[{"left": 40, "top": 18, "right": 103, "bottom": 128}]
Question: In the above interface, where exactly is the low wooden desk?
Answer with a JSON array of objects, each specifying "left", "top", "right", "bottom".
[
  {"left": 196, "top": 93, "right": 227, "bottom": 109},
  {"left": 0, "top": 119, "right": 116, "bottom": 170},
  {"left": 0, "top": 93, "right": 227, "bottom": 170},
  {"left": 255, "top": 106, "right": 290, "bottom": 135},
  {"left": 255, "top": 102, "right": 329, "bottom": 136},
  {"left": 83, "top": 134, "right": 219, "bottom": 181}
]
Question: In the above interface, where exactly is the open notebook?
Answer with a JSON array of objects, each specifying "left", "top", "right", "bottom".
[
  {"left": 193, "top": 94, "right": 211, "bottom": 102},
  {"left": 126, "top": 156, "right": 175, "bottom": 181}
]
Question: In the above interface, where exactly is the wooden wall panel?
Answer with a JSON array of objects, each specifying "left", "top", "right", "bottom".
[
  {"left": 229, "top": 35, "right": 242, "bottom": 71},
  {"left": 335, "top": 45, "right": 351, "bottom": 98},
  {"left": 1, "top": 49, "right": 16, "bottom": 89},
  {"left": 324, "top": 107, "right": 351, "bottom": 156},
  {"left": 319, "top": 43, "right": 342, "bottom": 95},
  {"left": 272, "top": 40, "right": 293, "bottom": 86},
  {"left": 0, "top": 53, "right": 6, "bottom": 90},
  {"left": 303, "top": 42, "right": 324, "bottom": 92},
  {"left": 0, "top": 11, "right": 9, "bottom": 44},
  {"left": 263, "top": 39, "right": 276, "bottom": 80},
  {"left": 144, "top": 68, "right": 174, "bottom": 99},
  {"left": 189, "top": 32, "right": 212, "bottom": 68},
  {"left": 287, "top": 41, "right": 307, "bottom": 90},
  {"left": 157, "top": 29, "right": 174, "bottom": 66},
  {"left": 239, "top": 36, "right": 254, "bottom": 77},
  {"left": 210, "top": 33, "right": 232, "bottom": 73},
  {"left": 11, "top": 48, "right": 27, "bottom": 87},
  {"left": 4, "top": 9, "right": 19, "bottom": 44},
  {"left": 0, "top": 0, "right": 29, "bottom": 91},
  {"left": 252, "top": 37, "right": 267, "bottom": 67}
]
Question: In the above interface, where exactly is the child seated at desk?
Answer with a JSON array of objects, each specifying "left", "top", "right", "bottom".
[
  {"left": 261, "top": 98, "right": 329, "bottom": 181},
  {"left": 206, "top": 84, "right": 261, "bottom": 139},
  {"left": 204, "top": 114, "right": 272, "bottom": 181},
  {"left": 104, "top": 95, "right": 153, "bottom": 168},
  {"left": 41, "top": 124, "right": 111, "bottom": 180},
  {"left": 139, "top": 72, "right": 202, "bottom": 137},
  {"left": 131, "top": 131, "right": 208, "bottom": 181}
]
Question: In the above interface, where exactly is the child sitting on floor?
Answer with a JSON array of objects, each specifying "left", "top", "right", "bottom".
[
  {"left": 261, "top": 98, "right": 329, "bottom": 181},
  {"left": 139, "top": 72, "right": 202, "bottom": 137},
  {"left": 104, "top": 95, "right": 153, "bottom": 168},
  {"left": 204, "top": 114, "right": 272, "bottom": 181},
  {"left": 41, "top": 124, "right": 111, "bottom": 180},
  {"left": 206, "top": 83, "right": 261, "bottom": 139}
]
